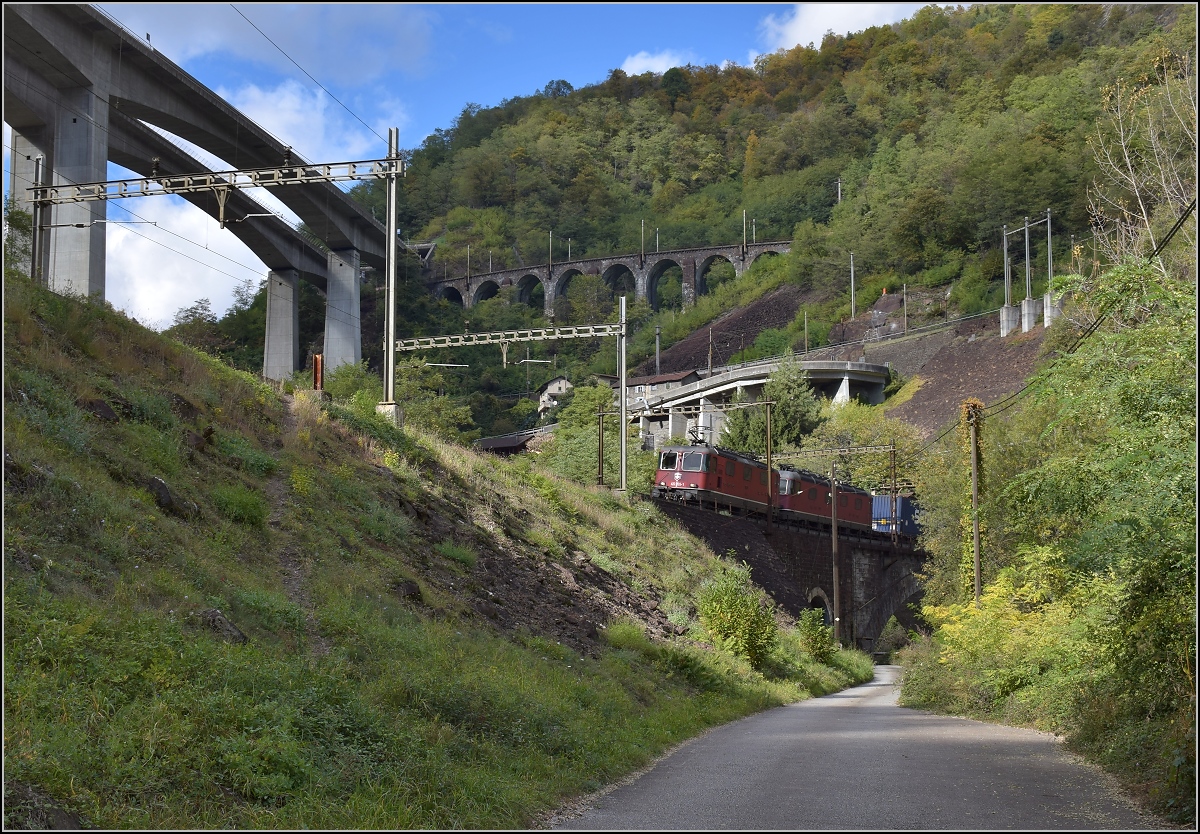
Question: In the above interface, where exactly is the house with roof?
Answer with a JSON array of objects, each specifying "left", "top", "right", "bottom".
[{"left": 537, "top": 375, "right": 574, "bottom": 415}]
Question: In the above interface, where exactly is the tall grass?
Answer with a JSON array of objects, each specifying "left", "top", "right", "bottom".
[{"left": 4, "top": 270, "right": 875, "bottom": 829}]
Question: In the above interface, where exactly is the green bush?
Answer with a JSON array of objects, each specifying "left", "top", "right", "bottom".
[
  {"left": 696, "top": 559, "right": 778, "bottom": 668},
  {"left": 211, "top": 484, "right": 267, "bottom": 526},
  {"left": 435, "top": 540, "right": 476, "bottom": 568},
  {"left": 795, "top": 608, "right": 836, "bottom": 663},
  {"left": 216, "top": 432, "right": 278, "bottom": 477}
]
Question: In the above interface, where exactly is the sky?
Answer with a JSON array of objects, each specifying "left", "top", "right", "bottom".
[{"left": 5, "top": 3, "right": 926, "bottom": 329}]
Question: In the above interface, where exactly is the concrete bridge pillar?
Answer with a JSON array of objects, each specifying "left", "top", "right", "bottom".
[
  {"left": 263, "top": 268, "right": 300, "bottom": 381},
  {"left": 833, "top": 374, "right": 852, "bottom": 405},
  {"left": 1021, "top": 296, "right": 1043, "bottom": 332},
  {"left": 668, "top": 408, "right": 688, "bottom": 442},
  {"left": 8, "top": 130, "right": 49, "bottom": 278},
  {"left": 324, "top": 248, "right": 361, "bottom": 372},
  {"left": 41, "top": 85, "right": 109, "bottom": 298},
  {"left": 1000, "top": 304, "right": 1020, "bottom": 337}
]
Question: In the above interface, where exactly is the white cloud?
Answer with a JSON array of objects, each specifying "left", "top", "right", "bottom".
[
  {"left": 98, "top": 3, "right": 433, "bottom": 83},
  {"left": 760, "top": 3, "right": 925, "bottom": 52},
  {"left": 621, "top": 49, "right": 692, "bottom": 76},
  {"left": 104, "top": 195, "right": 267, "bottom": 329},
  {"left": 218, "top": 79, "right": 386, "bottom": 165}
]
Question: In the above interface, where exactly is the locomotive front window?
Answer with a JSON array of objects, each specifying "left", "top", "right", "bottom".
[
  {"left": 779, "top": 478, "right": 791, "bottom": 495},
  {"left": 681, "top": 451, "right": 706, "bottom": 472},
  {"left": 659, "top": 451, "right": 678, "bottom": 470}
]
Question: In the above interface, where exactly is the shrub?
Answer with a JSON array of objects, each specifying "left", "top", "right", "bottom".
[
  {"left": 604, "top": 617, "right": 654, "bottom": 653},
  {"left": 795, "top": 608, "right": 836, "bottom": 663},
  {"left": 211, "top": 484, "right": 267, "bottom": 526},
  {"left": 696, "top": 559, "right": 778, "bottom": 668},
  {"left": 435, "top": 540, "right": 476, "bottom": 568}
]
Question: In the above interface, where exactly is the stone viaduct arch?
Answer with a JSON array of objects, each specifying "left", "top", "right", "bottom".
[{"left": 426, "top": 242, "right": 791, "bottom": 318}]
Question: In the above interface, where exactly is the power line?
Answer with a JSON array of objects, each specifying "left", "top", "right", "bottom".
[
  {"left": 229, "top": 4, "right": 385, "bottom": 146},
  {"left": 900, "top": 197, "right": 1197, "bottom": 468}
]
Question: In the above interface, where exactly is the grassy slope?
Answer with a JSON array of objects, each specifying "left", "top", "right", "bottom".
[{"left": 3, "top": 273, "right": 872, "bottom": 829}]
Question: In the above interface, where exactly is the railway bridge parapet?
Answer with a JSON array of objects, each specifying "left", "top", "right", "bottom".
[
  {"left": 428, "top": 241, "right": 790, "bottom": 317},
  {"left": 652, "top": 499, "right": 923, "bottom": 651}
]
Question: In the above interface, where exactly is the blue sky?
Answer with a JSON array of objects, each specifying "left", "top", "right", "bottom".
[{"left": 7, "top": 3, "right": 926, "bottom": 327}]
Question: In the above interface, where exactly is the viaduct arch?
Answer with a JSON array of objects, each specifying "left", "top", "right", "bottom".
[{"left": 428, "top": 242, "right": 790, "bottom": 317}]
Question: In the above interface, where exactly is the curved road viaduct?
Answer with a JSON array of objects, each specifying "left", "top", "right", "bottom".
[
  {"left": 4, "top": 2, "right": 393, "bottom": 379},
  {"left": 429, "top": 241, "right": 790, "bottom": 317}
]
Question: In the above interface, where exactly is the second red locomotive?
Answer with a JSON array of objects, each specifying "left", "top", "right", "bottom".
[{"left": 651, "top": 444, "right": 873, "bottom": 531}]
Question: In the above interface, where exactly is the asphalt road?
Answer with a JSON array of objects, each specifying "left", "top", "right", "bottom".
[{"left": 549, "top": 665, "right": 1165, "bottom": 830}]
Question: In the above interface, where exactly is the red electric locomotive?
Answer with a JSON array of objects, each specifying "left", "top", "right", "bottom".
[
  {"left": 776, "top": 465, "right": 872, "bottom": 529},
  {"left": 652, "top": 445, "right": 873, "bottom": 531}
]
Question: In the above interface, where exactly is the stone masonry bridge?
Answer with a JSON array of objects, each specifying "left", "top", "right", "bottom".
[
  {"left": 429, "top": 241, "right": 790, "bottom": 316},
  {"left": 655, "top": 500, "right": 924, "bottom": 652}
]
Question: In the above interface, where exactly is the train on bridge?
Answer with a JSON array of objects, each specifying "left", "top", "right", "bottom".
[{"left": 651, "top": 444, "right": 919, "bottom": 537}]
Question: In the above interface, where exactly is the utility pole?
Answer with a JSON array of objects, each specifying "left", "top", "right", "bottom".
[
  {"left": 597, "top": 402, "right": 605, "bottom": 486},
  {"left": 619, "top": 295, "right": 628, "bottom": 491},
  {"left": 752, "top": 218, "right": 756, "bottom": 244},
  {"left": 804, "top": 310, "right": 809, "bottom": 354},
  {"left": 1024, "top": 216, "right": 1032, "bottom": 300},
  {"left": 902, "top": 284, "right": 908, "bottom": 334},
  {"left": 708, "top": 328, "right": 713, "bottom": 375},
  {"left": 890, "top": 441, "right": 898, "bottom": 546},
  {"left": 850, "top": 252, "right": 856, "bottom": 319},
  {"left": 381, "top": 127, "right": 400, "bottom": 421},
  {"left": 836, "top": 178, "right": 842, "bottom": 203},
  {"left": 640, "top": 219, "right": 644, "bottom": 265},
  {"left": 830, "top": 461, "right": 840, "bottom": 644},
  {"left": 1046, "top": 208, "right": 1052, "bottom": 284},
  {"left": 655, "top": 325, "right": 661, "bottom": 375},
  {"left": 1003, "top": 225, "right": 1011, "bottom": 307},
  {"left": 765, "top": 402, "right": 773, "bottom": 535},
  {"left": 30, "top": 155, "right": 45, "bottom": 285},
  {"left": 968, "top": 402, "right": 982, "bottom": 607}
]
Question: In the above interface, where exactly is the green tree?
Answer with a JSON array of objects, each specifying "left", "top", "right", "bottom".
[
  {"left": 720, "top": 354, "right": 824, "bottom": 454},
  {"left": 4, "top": 197, "right": 32, "bottom": 280},
  {"left": 165, "top": 298, "right": 230, "bottom": 356}
]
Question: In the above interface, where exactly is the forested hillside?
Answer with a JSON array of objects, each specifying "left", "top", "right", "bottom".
[
  {"left": 5, "top": 4, "right": 1195, "bottom": 828},
  {"left": 180, "top": 4, "right": 1193, "bottom": 440}
]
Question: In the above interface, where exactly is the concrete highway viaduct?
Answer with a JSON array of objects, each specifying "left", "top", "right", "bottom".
[{"left": 4, "top": 2, "right": 395, "bottom": 380}]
